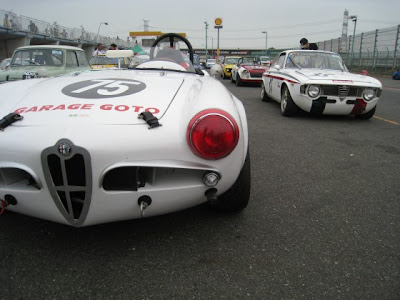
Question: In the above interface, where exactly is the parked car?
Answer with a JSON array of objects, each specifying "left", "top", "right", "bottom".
[
  {"left": 231, "top": 56, "right": 269, "bottom": 86},
  {"left": 260, "top": 50, "right": 382, "bottom": 118},
  {"left": 260, "top": 56, "right": 271, "bottom": 66},
  {"left": 0, "top": 58, "right": 11, "bottom": 70},
  {"left": 222, "top": 56, "right": 240, "bottom": 79},
  {"left": 0, "top": 33, "right": 250, "bottom": 227},
  {"left": 89, "top": 54, "right": 131, "bottom": 69},
  {"left": 0, "top": 45, "right": 91, "bottom": 82},
  {"left": 205, "top": 58, "right": 216, "bottom": 69}
]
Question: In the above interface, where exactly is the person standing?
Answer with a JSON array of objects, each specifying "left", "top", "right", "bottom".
[
  {"left": 93, "top": 43, "right": 106, "bottom": 55},
  {"left": 3, "top": 13, "right": 10, "bottom": 28},
  {"left": 300, "top": 38, "right": 319, "bottom": 50},
  {"left": 109, "top": 43, "right": 118, "bottom": 50},
  {"left": 393, "top": 69, "right": 400, "bottom": 80}
]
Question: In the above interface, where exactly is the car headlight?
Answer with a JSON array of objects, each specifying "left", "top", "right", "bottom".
[
  {"left": 362, "top": 88, "right": 375, "bottom": 101},
  {"left": 242, "top": 69, "right": 249, "bottom": 77},
  {"left": 306, "top": 85, "right": 321, "bottom": 98}
]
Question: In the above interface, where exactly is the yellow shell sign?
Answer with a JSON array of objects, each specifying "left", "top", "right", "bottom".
[{"left": 214, "top": 18, "right": 223, "bottom": 26}]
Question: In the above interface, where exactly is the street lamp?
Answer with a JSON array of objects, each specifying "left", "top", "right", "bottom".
[
  {"left": 262, "top": 31, "right": 268, "bottom": 55},
  {"left": 96, "top": 22, "right": 108, "bottom": 42},
  {"left": 204, "top": 21, "right": 209, "bottom": 60},
  {"left": 349, "top": 16, "right": 357, "bottom": 66}
]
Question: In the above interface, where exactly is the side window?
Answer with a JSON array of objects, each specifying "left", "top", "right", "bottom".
[
  {"left": 76, "top": 51, "right": 90, "bottom": 67},
  {"left": 11, "top": 51, "right": 23, "bottom": 65},
  {"left": 66, "top": 51, "right": 78, "bottom": 68},
  {"left": 273, "top": 55, "right": 285, "bottom": 68}
]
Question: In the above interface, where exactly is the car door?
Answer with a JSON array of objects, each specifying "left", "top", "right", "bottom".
[{"left": 267, "top": 54, "right": 286, "bottom": 101}]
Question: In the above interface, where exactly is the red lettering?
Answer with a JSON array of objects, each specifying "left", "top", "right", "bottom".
[
  {"left": 115, "top": 105, "right": 129, "bottom": 111},
  {"left": 100, "top": 104, "right": 112, "bottom": 110},
  {"left": 132, "top": 105, "right": 144, "bottom": 112},
  {"left": 14, "top": 107, "right": 27, "bottom": 114},
  {"left": 145, "top": 107, "right": 160, "bottom": 114},
  {"left": 26, "top": 106, "right": 38, "bottom": 112},
  {"left": 39, "top": 105, "right": 53, "bottom": 111},
  {"left": 68, "top": 104, "right": 81, "bottom": 110},
  {"left": 81, "top": 104, "right": 93, "bottom": 110},
  {"left": 53, "top": 104, "right": 66, "bottom": 110}
]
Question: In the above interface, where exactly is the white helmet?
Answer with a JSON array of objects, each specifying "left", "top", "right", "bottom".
[{"left": 209, "top": 64, "right": 224, "bottom": 79}]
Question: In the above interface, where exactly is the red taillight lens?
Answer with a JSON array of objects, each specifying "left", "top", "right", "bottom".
[{"left": 187, "top": 109, "right": 239, "bottom": 160}]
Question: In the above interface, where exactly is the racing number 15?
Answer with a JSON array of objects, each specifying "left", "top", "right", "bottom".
[{"left": 71, "top": 79, "right": 141, "bottom": 96}]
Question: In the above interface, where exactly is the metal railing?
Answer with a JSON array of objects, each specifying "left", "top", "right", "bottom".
[
  {"left": 0, "top": 9, "right": 133, "bottom": 48},
  {"left": 317, "top": 25, "right": 400, "bottom": 71}
]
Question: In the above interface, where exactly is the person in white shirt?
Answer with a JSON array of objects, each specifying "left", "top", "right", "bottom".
[{"left": 93, "top": 43, "right": 106, "bottom": 55}]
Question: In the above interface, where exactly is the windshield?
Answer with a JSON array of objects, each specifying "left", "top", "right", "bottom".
[
  {"left": 90, "top": 56, "right": 122, "bottom": 65},
  {"left": 285, "top": 51, "right": 347, "bottom": 71},
  {"left": 224, "top": 57, "right": 239, "bottom": 64},
  {"left": 240, "top": 57, "right": 261, "bottom": 65},
  {"left": 11, "top": 49, "right": 64, "bottom": 67},
  {"left": 133, "top": 37, "right": 196, "bottom": 73}
]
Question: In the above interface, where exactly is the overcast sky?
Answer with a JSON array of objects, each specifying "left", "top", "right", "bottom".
[{"left": 1, "top": 0, "right": 399, "bottom": 49}]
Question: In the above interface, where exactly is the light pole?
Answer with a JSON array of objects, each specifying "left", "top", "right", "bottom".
[
  {"left": 262, "top": 31, "right": 268, "bottom": 55},
  {"left": 96, "top": 22, "right": 108, "bottom": 42},
  {"left": 349, "top": 16, "right": 357, "bottom": 66},
  {"left": 204, "top": 21, "right": 209, "bottom": 60}
]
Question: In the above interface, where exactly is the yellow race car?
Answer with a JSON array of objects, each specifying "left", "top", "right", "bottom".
[{"left": 222, "top": 56, "right": 240, "bottom": 79}]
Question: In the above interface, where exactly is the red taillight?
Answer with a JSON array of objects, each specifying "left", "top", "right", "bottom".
[{"left": 187, "top": 109, "right": 239, "bottom": 160}]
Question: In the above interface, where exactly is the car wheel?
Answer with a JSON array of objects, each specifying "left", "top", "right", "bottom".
[
  {"left": 231, "top": 72, "right": 235, "bottom": 83},
  {"left": 356, "top": 105, "right": 376, "bottom": 120},
  {"left": 236, "top": 74, "right": 243, "bottom": 86},
  {"left": 260, "top": 82, "right": 271, "bottom": 102},
  {"left": 210, "top": 149, "right": 251, "bottom": 212},
  {"left": 281, "top": 85, "right": 298, "bottom": 116}
]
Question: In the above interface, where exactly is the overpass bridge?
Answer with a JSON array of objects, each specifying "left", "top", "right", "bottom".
[{"left": 0, "top": 9, "right": 133, "bottom": 60}]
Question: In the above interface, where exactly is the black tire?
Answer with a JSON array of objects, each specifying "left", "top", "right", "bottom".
[
  {"left": 236, "top": 74, "right": 243, "bottom": 86},
  {"left": 260, "top": 81, "right": 272, "bottom": 102},
  {"left": 356, "top": 105, "right": 376, "bottom": 119},
  {"left": 280, "top": 85, "right": 298, "bottom": 116},
  {"left": 210, "top": 149, "right": 251, "bottom": 212},
  {"left": 231, "top": 72, "right": 235, "bottom": 83}
]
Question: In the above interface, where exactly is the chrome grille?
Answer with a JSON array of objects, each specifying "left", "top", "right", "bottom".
[
  {"left": 338, "top": 85, "right": 350, "bottom": 100},
  {"left": 41, "top": 139, "right": 92, "bottom": 227},
  {"left": 250, "top": 73, "right": 263, "bottom": 78}
]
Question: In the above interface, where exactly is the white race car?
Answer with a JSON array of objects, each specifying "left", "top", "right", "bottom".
[
  {"left": 0, "top": 33, "right": 250, "bottom": 227},
  {"left": 260, "top": 50, "right": 382, "bottom": 118}
]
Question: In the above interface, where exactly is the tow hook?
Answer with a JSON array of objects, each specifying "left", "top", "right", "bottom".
[
  {"left": 205, "top": 188, "right": 218, "bottom": 203},
  {"left": 0, "top": 195, "right": 17, "bottom": 215},
  {"left": 138, "top": 195, "right": 152, "bottom": 218}
]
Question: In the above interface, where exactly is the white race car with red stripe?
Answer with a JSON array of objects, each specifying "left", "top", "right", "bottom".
[
  {"left": 260, "top": 50, "right": 382, "bottom": 118},
  {"left": 0, "top": 34, "right": 250, "bottom": 227},
  {"left": 231, "top": 56, "right": 269, "bottom": 86}
]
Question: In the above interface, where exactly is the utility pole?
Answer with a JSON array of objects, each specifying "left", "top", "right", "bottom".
[
  {"left": 262, "top": 31, "right": 268, "bottom": 55},
  {"left": 204, "top": 21, "right": 209, "bottom": 60},
  {"left": 143, "top": 20, "right": 149, "bottom": 31},
  {"left": 349, "top": 15, "right": 357, "bottom": 67}
]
